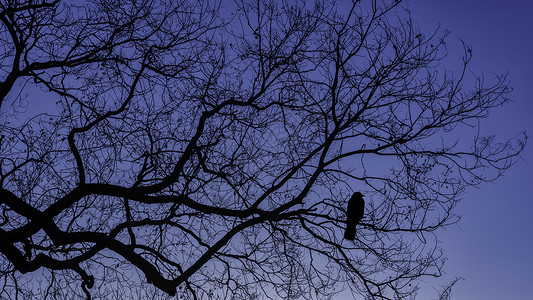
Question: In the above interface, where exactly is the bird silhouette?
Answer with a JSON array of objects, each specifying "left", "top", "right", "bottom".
[{"left": 344, "top": 192, "right": 364, "bottom": 240}]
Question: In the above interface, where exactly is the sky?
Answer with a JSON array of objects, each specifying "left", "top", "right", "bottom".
[
  {"left": 42, "top": 1, "right": 532, "bottom": 299},
  {"left": 1, "top": 1, "right": 530, "bottom": 299},
  {"left": 407, "top": 0, "right": 533, "bottom": 299}
]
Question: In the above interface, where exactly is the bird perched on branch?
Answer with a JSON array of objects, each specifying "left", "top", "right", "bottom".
[{"left": 344, "top": 192, "right": 365, "bottom": 240}]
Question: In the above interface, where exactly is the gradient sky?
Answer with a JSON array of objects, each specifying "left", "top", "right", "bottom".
[
  {"left": 408, "top": 1, "right": 533, "bottom": 299},
  {"left": 3, "top": 1, "right": 530, "bottom": 298}
]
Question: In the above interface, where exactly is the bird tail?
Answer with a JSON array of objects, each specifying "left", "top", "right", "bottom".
[{"left": 344, "top": 227, "right": 356, "bottom": 241}]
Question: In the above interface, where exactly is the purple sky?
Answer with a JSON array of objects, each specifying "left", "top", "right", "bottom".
[
  {"left": 409, "top": 0, "right": 533, "bottom": 299},
  {"left": 5, "top": 1, "right": 529, "bottom": 298}
]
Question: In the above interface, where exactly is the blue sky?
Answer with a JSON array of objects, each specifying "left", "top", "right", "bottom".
[
  {"left": 2, "top": 1, "right": 529, "bottom": 298},
  {"left": 409, "top": 0, "right": 533, "bottom": 299}
]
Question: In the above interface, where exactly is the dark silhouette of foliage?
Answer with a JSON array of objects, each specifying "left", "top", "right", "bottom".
[{"left": 0, "top": 0, "right": 525, "bottom": 299}]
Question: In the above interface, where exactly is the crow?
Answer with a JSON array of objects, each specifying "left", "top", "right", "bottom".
[{"left": 344, "top": 192, "right": 364, "bottom": 240}]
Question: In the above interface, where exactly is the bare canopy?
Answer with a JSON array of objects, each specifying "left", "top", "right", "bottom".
[{"left": 0, "top": 0, "right": 525, "bottom": 299}]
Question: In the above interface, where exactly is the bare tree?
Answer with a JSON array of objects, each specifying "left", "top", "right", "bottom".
[
  {"left": 437, "top": 277, "right": 464, "bottom": 300},
  {"left": 0, "top": 0, "right": 525, "bottom": 299}
]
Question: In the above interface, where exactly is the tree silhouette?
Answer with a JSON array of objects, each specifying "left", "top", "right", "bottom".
[{"left": 0, "top": 0, "right": 525, "bottom": 299}]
